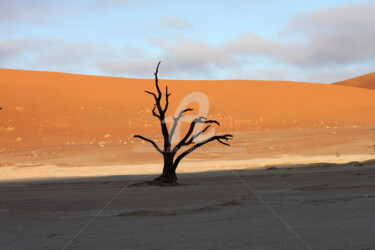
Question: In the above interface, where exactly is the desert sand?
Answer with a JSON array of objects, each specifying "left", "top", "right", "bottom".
[
  {"left": 1, "top": 69, "right": 375, "bottom": 167},
  {"left": 1, "top": 69, "right": 375, "bottom": 151},
  {"left": 1, "top": 69, "right": 375, "bottom": 249},
  {"left": 333, "top": 72, "right": 375, "bottom": 90}
]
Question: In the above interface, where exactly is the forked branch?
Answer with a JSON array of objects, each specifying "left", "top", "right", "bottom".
[
  {"left": 173, "top": 134, "right": 233, "bottom": 169},
  {"left": 173, "top": 117, "right": 220, "bottom": 152},
  {"left": 144, "top": 61, "right": 169, "bottom": 119},
  {"left": 185, "top": 124, "right": 211, "bottom": 145},
  {"left": 169, "top": 108, "right": 194, "bottom": 140}
]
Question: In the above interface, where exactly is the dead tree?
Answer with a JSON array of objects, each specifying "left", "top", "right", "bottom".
[{"left": 134, "top": 62, "right": 233, "bottom": 185}]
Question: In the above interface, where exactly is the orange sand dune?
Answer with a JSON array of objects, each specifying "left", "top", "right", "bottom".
[
  {"left": 333, "top": 72, "right": 375, "bottom": 90},
  {"left": 1, "top": 69, "right": 375, "bottom": 150}
]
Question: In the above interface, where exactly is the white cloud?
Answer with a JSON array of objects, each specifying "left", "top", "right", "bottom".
[
  {"left": 282, "top": 1, "right": 375, "bottom": 66},
  {"left": 0, "top": 38, "right": 115, "bottom": 74},
  {"left": 1, "top": 1, "right": 374, "bottom": 82},
  {"left": 160, "top": 15, "right": 194, "bottom": 31},
  {"left": 98, "top": 58, "right": 158, "bottom": 76},
  {"left": 0, "top": 0, "right": 50, "bottom": 22},
  {"left": 224, "top": 32, "right": 283, "bottom": 55}
]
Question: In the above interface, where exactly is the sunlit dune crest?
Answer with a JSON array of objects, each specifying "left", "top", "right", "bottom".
[{"left": 333, "top": 72, "right": 375, "bottom": 90}]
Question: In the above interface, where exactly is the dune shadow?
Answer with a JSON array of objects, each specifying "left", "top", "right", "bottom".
[
  {"left": 263, "top": 158, "right": 375, "bottom": 171},
  {"left": 0, "top": 157, "right": 374, "bottom": 188}
]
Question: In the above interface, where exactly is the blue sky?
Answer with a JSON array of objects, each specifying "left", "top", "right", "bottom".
[{"left": 0, "top": 0, "right": 374, "bottom": 82}]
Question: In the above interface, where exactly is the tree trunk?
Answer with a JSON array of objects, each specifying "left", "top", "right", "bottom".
[{"left": 153, "top": 153, "right": 177, "bottom": 185}]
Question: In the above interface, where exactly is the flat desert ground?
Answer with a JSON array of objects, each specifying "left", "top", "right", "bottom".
[{"left": 1, "top": 70, "right": 375, "bottom": 249}]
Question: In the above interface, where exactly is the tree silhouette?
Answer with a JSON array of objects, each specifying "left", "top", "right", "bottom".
[{"left": 134, "top": 62, "right": 233, "bottom": 185}]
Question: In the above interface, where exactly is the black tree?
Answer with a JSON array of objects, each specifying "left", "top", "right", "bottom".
[{"left": 134, "top": 62, "right": 233, "bottom": 185}]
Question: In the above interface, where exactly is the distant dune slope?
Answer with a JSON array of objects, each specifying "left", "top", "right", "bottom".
[
  {"left": 332, "top": 72, "right": 375, "bottom": 90},
  {"left": 1, "top": 69, "right": 375, "bottom": 149}
]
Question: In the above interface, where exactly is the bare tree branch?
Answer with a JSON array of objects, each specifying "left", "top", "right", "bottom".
[
  {"left": 169, "top": 108, "right": 194, "bottom": 140},
  {"left": 145, "top": 61, "right": 164, "bottom": 120},
  {"left": 133, "top": 135, "right": 163, "bottom": 154},
  {"left": 137, "top": 62, "right": 171, "bottom": 155},
  {"left": 149, "top": 61, "right": 171, "bottom": 151},
  {"left": 163, "top": 86, "right": 172, "bottom": 113},
  {"left": 144, "top": 90, "right": 158, "bottom": 101},
  {"left": 173, "top": 134, "right": 233, "bottom": 169},
  {"left": 217, "top": 138, "right": 230, "bottom": 146},
  {"left": 185, "top": 125, "right": 211, "bottom": 145},
  {"left": 154, "top": 61, "right": 162, "bottom": 102},
  {"left": 173, "top": 117, "right": 220, "bottom": 152},
  {"left": 151, "top": 106, "right": 161, "bottom": 119}
]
